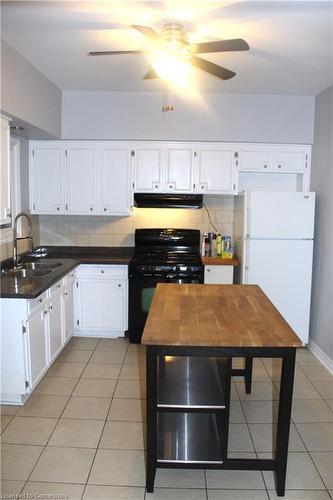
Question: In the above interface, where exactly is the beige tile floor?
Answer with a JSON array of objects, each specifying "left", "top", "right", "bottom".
[{"left": 1, "top": 338, "right": 333, "bottom": 500}]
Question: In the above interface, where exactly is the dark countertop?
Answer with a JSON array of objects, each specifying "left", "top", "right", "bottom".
[{"left": 0, "top": 246, "right": 134, "bottom": 299}]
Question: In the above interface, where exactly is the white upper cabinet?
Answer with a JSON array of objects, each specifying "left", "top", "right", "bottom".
[
  {"left": 134, "top": 143, "right": 165, "bottom": 192},
  {"left": 100, "top": 144, "right": 132, "bottom": 215},
  {"left": 273, "top": 146, "right": 309, "bottom": 173},
  {"left": 29, "top": 141, "right": 312, "bottom": 215},
  {"left": 165, "top": 144, "right": 194, "bottom": 193},
  {"left": 196, "top": 144, "right": 237, "bottom": 194},
  {"left": 1, "top": 117, "right": 11, "bottom": 225},
  {"left": 239, "top": 144, "right": 309, "bottom": 173},
  {"left": 238, "top": 144, "right": 273, "bottom": 172},
  {"left": 30, "top": 142, "right": 65, "bottom": 214},
  {"left": 66, "top": 145, "right": 98, "bottom": 215}
]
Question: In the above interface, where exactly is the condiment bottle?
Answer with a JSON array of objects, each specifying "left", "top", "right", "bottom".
[
  {"left": 201, "top": 233, "right": 207, "bottom": 256},
  {"left": 211, "top": 234, "right": 217, "bottom": 257},
  {"left": 216, "top": 233, "right": 222, "bottom": 257}
]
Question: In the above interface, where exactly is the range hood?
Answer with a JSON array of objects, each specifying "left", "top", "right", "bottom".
[{"left": 134, "top": 193, "right": 203, "bottom": 209}]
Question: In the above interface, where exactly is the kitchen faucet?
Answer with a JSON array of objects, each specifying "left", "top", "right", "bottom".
[{"left": 13, "top": 211, "right": 33, "bottom": 268}]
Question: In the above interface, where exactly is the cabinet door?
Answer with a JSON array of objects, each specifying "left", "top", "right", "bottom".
[
  {"left": 273, "top": 146, "right": 307, "bottom": 173},
  {"left": 48, "top": 291, "right": 63, "bottom": 362},
  {"left": 77, "top": 279, "right": 125, "bottom": 335},
  {"left": 238, "top": 145, "right": 272, "bottom": 172},
  {"left": 204, "top": 266, "right": 234, "bottom": 284},
  {"left": 100, "top": 145, "right": 132, "bottom": 215},
  {"left": 30, "top": 142, "right": 65, "bottom": 214},
  {"left": 63, "top": 282, "right": 74, "bottom": 343},
  {"left": 66, "top": 145, "right": 98, "bottom": 214},
  {"left": 196, "top": 146, "right": 236, "bottom": 194},
  {"left": 134, "top": 144, "right": 164, "bottom": 192},
  {"left": 165, "top": 145, "right": 194, "bottom": 193},
  {"left": 0, "top": 117, "right": 11, "bottom": 224},
  {"left": 26, "top": 307, "right": 48, "bottom": 388}
]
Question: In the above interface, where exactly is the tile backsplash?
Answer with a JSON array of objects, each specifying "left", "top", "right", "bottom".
[{"left": 38, "top": 196, "right": 234, "bottom": 247}]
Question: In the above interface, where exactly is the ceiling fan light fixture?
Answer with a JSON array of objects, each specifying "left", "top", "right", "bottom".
[{"left": 150, "top": 50, "right": 191, "bottom": 87}]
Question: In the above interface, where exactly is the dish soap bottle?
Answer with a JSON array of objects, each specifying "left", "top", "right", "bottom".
[
  {"left": 216, "top": 233, "right": 222, "bottom": 257},
  {"left": 201, "top": 233, "right": 207, "bottom": 257}
]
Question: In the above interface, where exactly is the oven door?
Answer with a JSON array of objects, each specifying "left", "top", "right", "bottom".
[{"left": 128, "top": 274, "right": 202, "bottom": 343}]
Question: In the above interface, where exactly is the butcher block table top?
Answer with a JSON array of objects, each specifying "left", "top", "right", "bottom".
[{"left": 141, "top": 284, "right": 302, "bottom": 348}]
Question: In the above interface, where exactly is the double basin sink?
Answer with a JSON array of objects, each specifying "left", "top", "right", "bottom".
[{"left": 1, "top": 260, "right": 64, "bottom": 278}]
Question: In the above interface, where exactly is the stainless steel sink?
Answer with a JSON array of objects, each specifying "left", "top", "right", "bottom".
[
  {"left": 21, "top": 261, "right": 63, "bottom": 270},
  {"left": 1, "top": 268, "right": 51, "bottom": 278},
  {"left": 1, "top": 260, "right": 64, "bottom": 278}
]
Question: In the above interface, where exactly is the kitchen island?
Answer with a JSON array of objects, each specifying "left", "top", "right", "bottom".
[{"left": 141, "top": 283, "right": 302, "bottom": 496}]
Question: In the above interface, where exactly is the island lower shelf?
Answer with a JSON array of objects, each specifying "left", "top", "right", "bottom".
[
  {"left": 157, "top": 355, "right": 228, "bottom": 410},
  {"left": 157, "top": 412, "right": 224, "bottom": 464}
]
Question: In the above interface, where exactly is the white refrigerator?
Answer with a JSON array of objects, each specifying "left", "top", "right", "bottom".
[{"left": 234, "top": 191, "right": 315, "bottom": 344}]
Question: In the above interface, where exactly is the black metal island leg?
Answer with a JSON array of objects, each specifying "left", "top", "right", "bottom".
[
  {"left": 146, "top": 346, "right": 158, "bottom": 492},
  {"left": 274, "top": 348, "right": 296, "bottom": 496},
  {"left": 245, "top": 357, "right": 253, "bottom": 394}
]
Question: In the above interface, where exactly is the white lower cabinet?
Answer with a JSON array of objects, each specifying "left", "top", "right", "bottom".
[
  {"left": 63, "top": 274, "right": 75, "bottom": 343},
  {"left": 75, "top": 264, "right": 128, "bottom": 338},
  {"left": 25, "top": 305, "right": 48, "bottom": 389},
  {"left": 48, "top": 287, "right": 63, "bottom": 363},
  {"left": 204, "top": 265, "right": 234, "bottom": 284},
  {"left": 0, "top": 270, "right": 75, "bottom": 404}
]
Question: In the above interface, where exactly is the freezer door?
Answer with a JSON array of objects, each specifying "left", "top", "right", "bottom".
[
  {"left": 247, "top": 191, "right": 315, "bottom": 239},
  {"left": 244, "top": 239, "right": 313, "bottom": 344}
]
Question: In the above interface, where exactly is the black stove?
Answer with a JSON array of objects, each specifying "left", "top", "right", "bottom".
[{"left": 128, "top": 229, "right": 204, "bottom": 343}]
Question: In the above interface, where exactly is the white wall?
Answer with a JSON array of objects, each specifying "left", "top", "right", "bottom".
[
  {"left": 309, "top": 85, "right": 333, "bottom": 362},
  {"left": 1, "top": 40, "right": 62, "bottom": 138},
  {"left": 62, "top": 91, "right": 314, "bottom": 144}
]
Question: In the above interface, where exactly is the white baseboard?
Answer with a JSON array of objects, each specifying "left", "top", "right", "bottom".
[{"left": 308, "top": 339, "right": 333, "bottom": 374}]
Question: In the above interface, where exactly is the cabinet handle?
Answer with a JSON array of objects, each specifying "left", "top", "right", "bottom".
[
  {"left": 90, "top": 207, "right": 93, "bottom": 211},
  {"left": 264, "top": 165, "right": 268, "bottom": 169},
  {"left": 207, "top": 268, "right": 211, "bottom": 272},
  {"left": 278, "top": 164, "right": 282, "bottom": 169},
  {"left": 49, "top": 305, "right": 53, "bottom": 311},
  {"left": 169, "top": 185, "right": 173, "bottom": 189},
  {"left": 118, "top": 283, "right": 122, "bottom": 287},
  {"left": 201, "top": 185, "right": 205, "bottom": 189},
  {"left": 70, "top": 274, "right": 74, "bottom": 278},
  {"left": 103, "top": 208, "right": 107, "bottom": 212},
  {"left": 43, "top": 310, "right": 47, "bottom": 315},
  {"left": 100, "top": 270, "right": 105, "bottom": 274},
  {"left": 154, "top": 184, "right": 159, "bottom": 189},
  {"left": 57, "top": 284, "right": 61, "bottom": 288},
  {"left": 38, "top": 298, "right": 43, "bottom": 303},
  {"left": 64, "top": 292, "right": 68, "bottom": 297},
  {"left": 56, "top": 207, "right": 60, "bottom": 211}
]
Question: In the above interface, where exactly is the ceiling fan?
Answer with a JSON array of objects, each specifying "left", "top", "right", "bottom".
[{"left": 88, "top": 23, "right": 249, "bottom": 81}]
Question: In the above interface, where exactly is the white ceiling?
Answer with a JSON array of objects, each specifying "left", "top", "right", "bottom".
[{"left": 2, "top": 1, "right": 333, "bottom": 95}]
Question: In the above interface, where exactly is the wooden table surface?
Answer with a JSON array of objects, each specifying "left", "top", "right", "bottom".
[
  {"left": 141, "top": 284, "right": 302, "bottom": 348},
  {"left": 202, "top": 257, "right": 239, "bottom": 266}
]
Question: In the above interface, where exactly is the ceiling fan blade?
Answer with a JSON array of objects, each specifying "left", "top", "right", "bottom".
[
  {"left": 132, "top": 24, "right": 160, "bottom": 41},
  {"left": 143, "top": 67, "right": 159, "bottom": 80},
  {"left": 88, "top": 50, "right": 143, "bottom": 56},
  {"left": 189, "top": 38, "right": 249, "bottom": 54},
  {"left": 189, "top": 55, "right": 236, "bottom": 80}
]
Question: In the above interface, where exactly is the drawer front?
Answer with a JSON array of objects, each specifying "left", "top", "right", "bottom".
[
  {"left": 49, "top": 278, "right": 65, "bottom": 296},
  {"left": 27, "top": 292, "right": 48, "bottom": 314},
  {"left": 65, "top": 269, "right": 76, "bottom": 285},
  {"left": 76, "top": 264, "right": 128, "bottom": 279}
]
